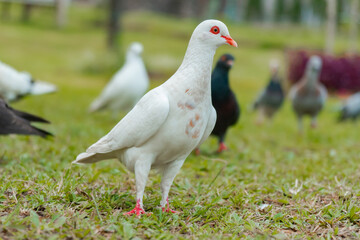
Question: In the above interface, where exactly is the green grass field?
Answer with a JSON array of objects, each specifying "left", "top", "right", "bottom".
[{"left": 1, "top": 5, "right": 360, "bottom": 239}]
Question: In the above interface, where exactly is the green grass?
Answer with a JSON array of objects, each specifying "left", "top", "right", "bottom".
[{"left": 1, "top": 4, "right": 360, "bottom": 239}]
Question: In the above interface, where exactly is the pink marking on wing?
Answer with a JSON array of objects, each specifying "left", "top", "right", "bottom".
[
  {"left": 189, "top": 120, "right": 195, "bottom": 127},
  {"left": 185, "top": 103, "right": 195, "bottom": 110},
  {"left": 177, "top": 102, "right": 185, "bottom": 109},
  {"left": 192, "top": 130, "right": 200, "bottom": 139}
]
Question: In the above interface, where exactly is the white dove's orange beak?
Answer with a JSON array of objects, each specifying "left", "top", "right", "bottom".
[{"left": 221, "top": 35, "right": 238, "bottom": 48}]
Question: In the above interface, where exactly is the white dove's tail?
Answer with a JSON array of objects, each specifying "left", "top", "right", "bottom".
[
  {"left": 72, "top": 152, "right": 111, "bottom": 164},
  {"left": 30, "top": 81, "right": 57, "bottom": 95},
  {"left": 88, "top": 98, "right": 107, "bottom": 113}
]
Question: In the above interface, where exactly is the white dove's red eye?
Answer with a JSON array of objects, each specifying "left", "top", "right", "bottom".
[{"left": 210, "top": 26, "right": 220, "bottom": 35}]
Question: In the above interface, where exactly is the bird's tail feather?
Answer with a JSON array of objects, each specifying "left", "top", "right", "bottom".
[
  {"left": 13, "top": 109, "right": 50, "bottom": 123},
  {"left": 73, "top": 151, "right": 112, "bottom": 164},
  {"left": 31, "top": 126, "right": 53, "bottom": 138},
  {"left": 89, "top": 98, "right": 107, "bottom": 113}
]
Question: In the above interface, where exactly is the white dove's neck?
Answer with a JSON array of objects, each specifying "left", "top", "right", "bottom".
[
  {"left": 126, "top": 52, "right": 142, "bottom": 63},
  {"left": 174, "top": 41, "right": 217, "bottom": 90}
]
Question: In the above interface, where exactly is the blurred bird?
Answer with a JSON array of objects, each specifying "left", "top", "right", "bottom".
[
  {"left": 210, "top": 54, "right": 240, "bottom": 153},
  {"left": 74, "top": 20, "right": 237, "bottom": 216},
  {"left": 252, "top": 59, "right": 284, "bottom": 124},
  {"left": 0, "top": 99, "right": 52, "bottom": 138},
  {"left": 89, "top": 42, "right": 149, "bottom": 115},
  {"left": 0, "top": 61, "right": 57, "bottom": 102},
  {"left": 289, "top": 56, "right": 327, "bottom": 132},
  {"left": 338, "top": 92, "right": 360, "bottom": 122}
]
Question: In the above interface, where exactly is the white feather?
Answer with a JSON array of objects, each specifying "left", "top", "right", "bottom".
[
  {"left": 89, "top": 42, "right": 149, "bottom": 114},
  {"left": 0, "top": 61, "right": 57, "bottom": 101}
]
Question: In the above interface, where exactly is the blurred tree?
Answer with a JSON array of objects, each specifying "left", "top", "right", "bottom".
[
  {"left": 206, "top": 0, "right": 221, "bottom": 19},
  {"left": 56, "top": 0, "right": 69, "bottom": 28},
  {"left": 262, "top": 0, "right": 276, "bottom": 25},
  {"left": 290, "top": 0, "right": 301, "bottom": 23},
  {"left": 300, "top": 0, "right": 312, "bottom": 25},
  {"left": 312, "top": 0, "right": 326, "bottom": 22},
  {"left": 1, "top": 1, "right": 11, "bottom": 20},
  {"left": 21, "top": 3, "right": 32, "bottom": 22},
  {"left": 196, "top": 0, "right": 210, "bottom": 19},
  {"left": 275, "top": 0, "right": 286, "bottom": 22},
  {"left": 224, "top": 0, "right": 241, "bottom": 22},
  {"left": 165, "top": 0, "right": 182, "bottom": 16},
  {"left": 237, "top": 0, "right": 249, "bottom": 22},
  {"left": 246, "top": 0, "right": 262, "bottom": 22},
  {"left": 326, "top": 0, "right": 337, "bottom": 55},
  {"left": 348, "top": 0, "right": 359, "bottom": 54},
  {"left": 108, "top": 0, "right": 122, "bottom": 51}
]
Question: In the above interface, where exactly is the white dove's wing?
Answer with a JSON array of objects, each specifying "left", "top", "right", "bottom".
[
  {"left": 89, "top": 66, "right": 128, "bottom": 112},
  {"left": 75, "top": 89, "right": 169, "bottom": 163},
  {"left": 89, "top": 61, "right": 144, "bottom": 112},
  {"left": 196, "top": 106, "right": 216, "bottom": 147}
]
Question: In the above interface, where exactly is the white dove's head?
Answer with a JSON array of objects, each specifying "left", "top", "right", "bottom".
[
  {"left": 126, "top": 42, "right": 144, "bottom": 60},
  {"left": 190, "top": 20, "right": 237, "bottom": 49},
  {"left": 306, "top": 55, "right": 322, "bottom": 81}
]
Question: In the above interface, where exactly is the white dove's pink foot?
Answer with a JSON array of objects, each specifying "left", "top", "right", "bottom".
[
  {"left": 162, "top": 198, "right": 179, "bottom": 214},
  {"left": 123, "top": 199, "right": 151, "bottom": 217},
  {"left": 217, "top": 142, "right": 228, "bottom": 153}
]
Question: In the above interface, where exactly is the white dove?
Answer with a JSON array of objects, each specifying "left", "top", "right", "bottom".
[
  {"left": 338, "top": 92, "right": 360, "bottom": 122},
  {"left": 0, "top": 61, "right": 57, "bottom": 102},
  {"left": 89, "top": 42, "right": 149, "bottom": 115},
  {"left": 73, "top": 19, "right": 237, "bottom": 216}
]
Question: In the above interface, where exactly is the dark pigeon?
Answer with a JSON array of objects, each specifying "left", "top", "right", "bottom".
[
  {"left": 0, "top": 99, "right": 52, "bottom": 138},
  {"left": 338, "top": 92, "right": 360, "bottom": 122},
  {"left": 210, "top": 54, "right": 240, "bottom": 153},
  {"left": 289, "top": 56, "right": 327, "bottom": 132},
  {"left": 253, "top": 60, "right": 284, "bottom": 124}
]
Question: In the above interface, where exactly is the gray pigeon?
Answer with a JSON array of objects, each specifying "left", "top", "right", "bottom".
[
  {"left": 338, "top": 92, "right": 360, "bottom": 122},
  {"left": 289, "top": 56, "right": 327, "bottom": 132},
  {"left": 0, "top": 99, "right": 52, "bottom": 138},
  {"left": 253, "top": 60, "right": 284, "bottom": 124}
]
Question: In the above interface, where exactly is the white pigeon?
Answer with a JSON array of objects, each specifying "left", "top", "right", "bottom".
[
  {"left": 0, "top": 61, "right": 57, "bottom": 102},
  {"left": 89, "top": 42, "right": 149, "bottom": 115},
  {"left": 338, "top": 92, "right": 360, "bottom": 122},
  {"left": 74, "top": 20, "right": 237, "bottom": 216}
]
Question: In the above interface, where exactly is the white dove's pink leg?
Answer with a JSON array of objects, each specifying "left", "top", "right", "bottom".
[
  {"left": 160, "top": 159, "right": 185, "bottom": 213},
  {"left": 124, "top": 159, "right": 152, "bottom": 217}
]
